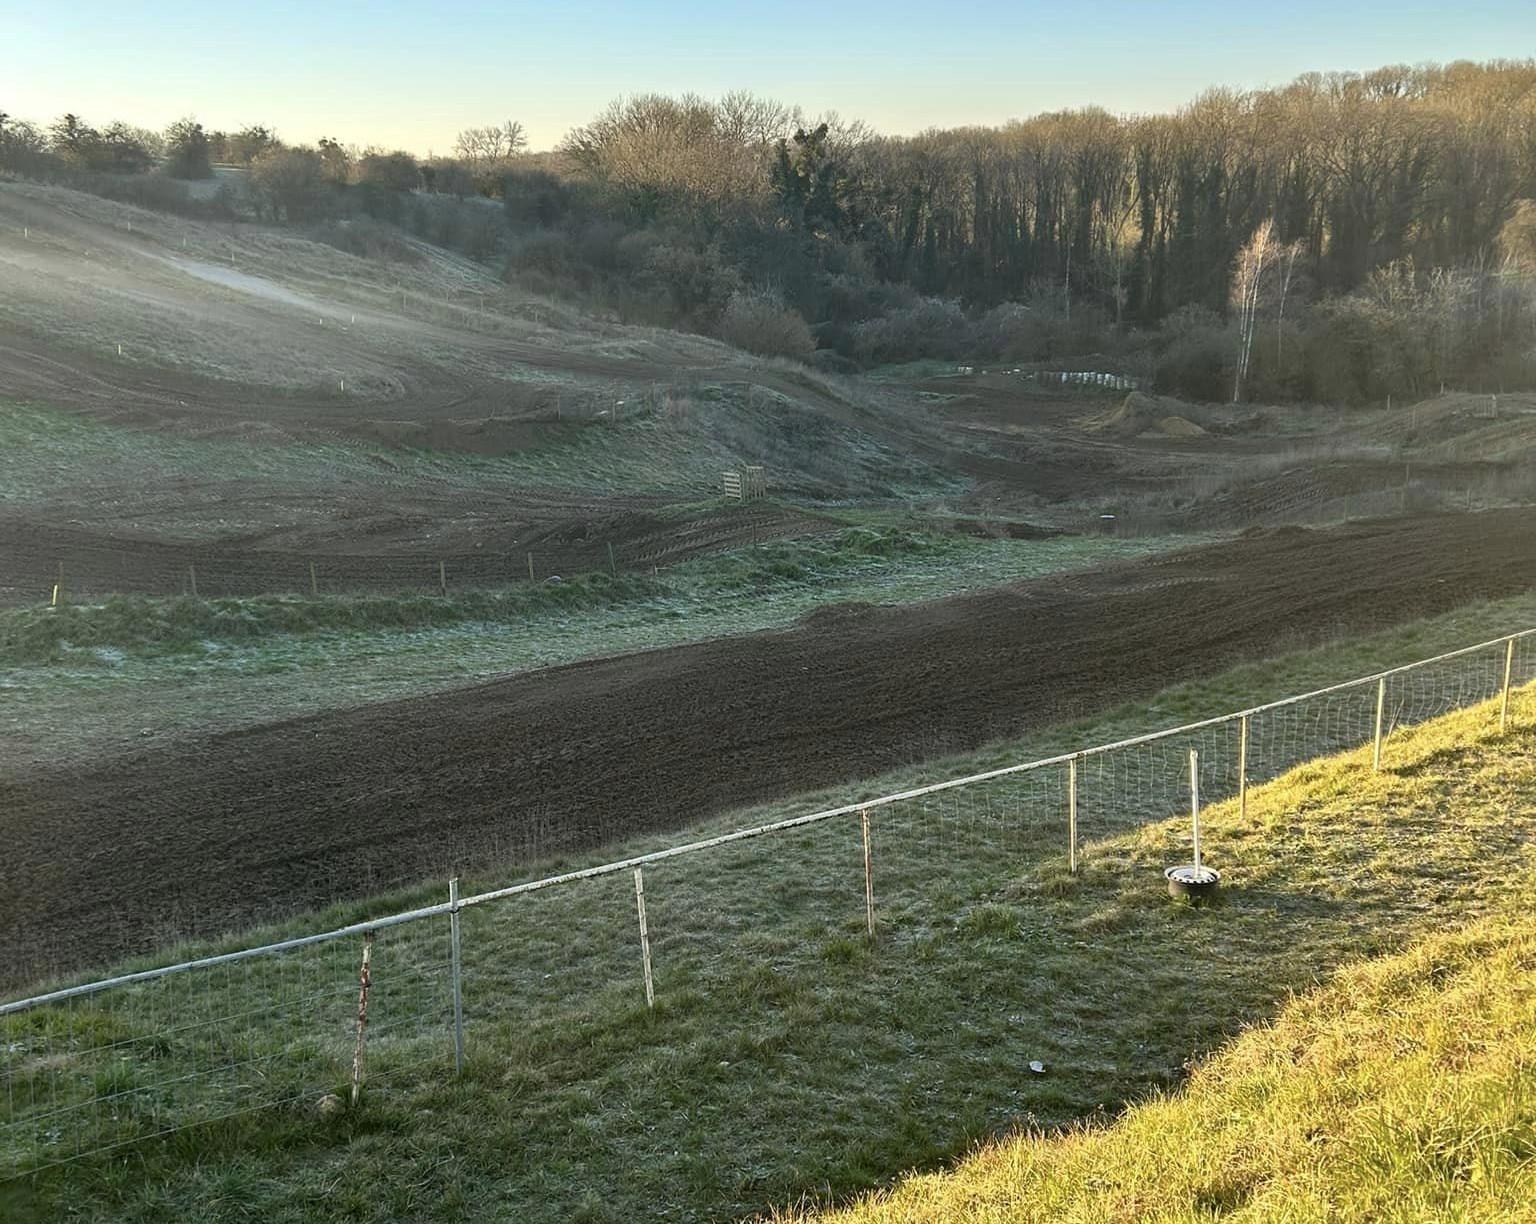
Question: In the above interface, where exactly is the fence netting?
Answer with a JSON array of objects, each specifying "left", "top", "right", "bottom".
[{"left": 1, "top": 631, "right": 1531, "bottom": 1178}]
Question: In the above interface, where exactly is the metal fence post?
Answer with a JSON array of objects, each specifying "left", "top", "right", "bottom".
[
  {"left": 1373, "top": 678, "right": 1387, "bottom": 771},
  {"left": 1501, "top": 638, "right": 1516, "bottom": 733},
  {"left": 1067, "top": 756, "right": 1079, "bottom": 873},
  {"left": 633, "top": 868, "right": 655, "bottom": 1009},
  {"left": 350, "top": 931, "right": 375, "bottom": 1106},
  {"left": 1238, "top": 714, "right": 1250, "bottom": 822},
  {"left": 449, "top": 878, "right": 465, "bottom": 1075},
  {"left": 860, "top": 809, "right": 875, "bottom": 941},
  {"left": 1189, "top": 749, "right": 1202, "bottom": 874}
]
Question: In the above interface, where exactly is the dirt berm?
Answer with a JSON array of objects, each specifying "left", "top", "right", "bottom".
[{"left": 3, "top": 510, "right": 1534, "bottom": 985}]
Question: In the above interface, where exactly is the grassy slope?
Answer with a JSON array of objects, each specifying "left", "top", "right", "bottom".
[
  {"left": 4, "top": 647, "right": 1534, "bottom": 1222},
  {"left": 797, "top": 918, "right": 1536, "bottom": 1223}
]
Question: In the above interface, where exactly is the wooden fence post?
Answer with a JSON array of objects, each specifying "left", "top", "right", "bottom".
[
  {"left": 860, "top": 809, "right": 875, "bottom": 940},
  {"left": 449, "top": 879, "right": 465, "bottom": 1075},
  {"left": 438, "top": 560, "right": 447, "bottom": 597},
  {"left": 633, "top": 868, "right": 655, "bottom": 1009},
  {"left": 527, "top": 553, "right": 536, "bottom": 583},
  {"left": 1501, "top": 639, "right": 1516, "bottom": 734},
  {"left": 309, "top": 561, "right": 318, "bottom": 597},
  {"left": 1373, "top": 678, "right": 1387, "bottom": 772},
  {"left": 1238, "top": 714, "right": 1250, "bottom": 823},
  {"left": 350, "top": 931, "right": 375, "bottom": 1106}
]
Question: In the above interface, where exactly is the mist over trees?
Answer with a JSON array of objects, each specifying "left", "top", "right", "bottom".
[{"left": 3, "top": 60, "right": 1536, "bottom": 400}]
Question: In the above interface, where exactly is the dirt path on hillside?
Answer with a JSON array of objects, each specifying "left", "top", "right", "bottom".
[{"left": 3, "top": 510, "right": 1534, "bottom": 986}]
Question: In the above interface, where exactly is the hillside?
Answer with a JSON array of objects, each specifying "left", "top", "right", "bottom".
[{"left": 797, "top": 916, "right": 1536, "bottom": 1223}]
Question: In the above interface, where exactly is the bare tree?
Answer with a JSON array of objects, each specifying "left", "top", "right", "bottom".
[
  {"left": 454, "top": 120, "right": 525, "bottom": 165},
  {"left": 1231, "top": 220, "right": 1274, "bottom": 402}
]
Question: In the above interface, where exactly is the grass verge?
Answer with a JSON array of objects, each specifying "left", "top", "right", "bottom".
[
  {"left": 795, "top": 913, "right": 1536, "bottom": 1222},
  {"left": 3, "top": 672, "right": 1533, "bottom": 1222}
]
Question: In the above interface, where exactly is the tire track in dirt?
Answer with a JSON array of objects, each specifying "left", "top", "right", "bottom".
[{"left": 3, "top": 510, "right": 1534, "bottom": 985}]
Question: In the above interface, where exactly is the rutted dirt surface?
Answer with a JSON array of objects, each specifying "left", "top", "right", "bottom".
[
  {"left": 0, "top": 503, "right": 833, "bottom": 603},
  {"left": 4, "top": 510, "right": 1534, "bottom": 986}
]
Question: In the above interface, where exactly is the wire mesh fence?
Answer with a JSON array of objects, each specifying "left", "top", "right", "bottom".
[{"left": 2, "top": 628, "right": 1532, "bottom": 1179}]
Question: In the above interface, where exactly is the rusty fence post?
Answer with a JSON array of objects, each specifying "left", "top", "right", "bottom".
[{"left": 350, "top": 931, "right": 375, "bottom": 1106}]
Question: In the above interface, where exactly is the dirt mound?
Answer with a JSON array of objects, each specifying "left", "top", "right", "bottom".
[
  {"left": 1157, "top": 415, "right": 1207, "bottom": 438},
  {"left": 1086, "top": 392, "right": 1206, "bottom": 438},
  {"left": 4, "top": 509, "right": 1535, "bottom": 983}
]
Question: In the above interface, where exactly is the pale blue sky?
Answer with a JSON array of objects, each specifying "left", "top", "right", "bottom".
[{"left": 3, "top": 1, "right": 1530, "bottom": 152}]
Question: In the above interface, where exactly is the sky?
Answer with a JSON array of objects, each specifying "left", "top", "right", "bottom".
[{"left": 3, "top": 0, "right": 1532, "bottom": 154}]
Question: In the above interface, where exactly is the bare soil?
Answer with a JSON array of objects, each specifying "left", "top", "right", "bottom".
[
  {"left": 4, "top": 510, "right": 1534, "bottom": 986},
  {"left": 0, "top": 501, "right": 832, "bottom": 603}
]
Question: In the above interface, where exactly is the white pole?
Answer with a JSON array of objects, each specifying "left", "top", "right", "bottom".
[
  {"left": 1189, "top": 749, "right": 1201, "bottom": 875},
  {"left": 634, "top": 868, "right": 654, "bottom": 1009},
  {"left": 449, "top": 878, "right": 464, "bottom": 1075},
  {"left": 1067, "top": 757, "right": 1079, "bottom": 873}
]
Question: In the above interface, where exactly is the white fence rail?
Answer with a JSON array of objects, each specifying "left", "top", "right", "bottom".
[{"left": 2, "top": 627, "right": 1533, "bottom": 1177}]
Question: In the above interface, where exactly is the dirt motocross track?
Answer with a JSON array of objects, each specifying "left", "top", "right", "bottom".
[{"left": 3, "top": 510, "right": 1534, "bottom": 985}]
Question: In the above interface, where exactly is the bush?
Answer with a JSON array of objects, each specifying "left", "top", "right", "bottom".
[
  {"left": 1152, "top": 305, "right": 1235, "bottom": 401},
  {"left": 848, "top": 297, "right": 972, "bottom": 365},
  {"left": 308, "top": 219, "right": 423, "bottom": 264},
  {"left": 715, "top": 289, "right": 815, "bottom": 361}
]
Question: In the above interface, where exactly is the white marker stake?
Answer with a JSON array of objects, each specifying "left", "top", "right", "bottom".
[{"left": 1189, "top": 750, "right": 1201, "bottom": 877}]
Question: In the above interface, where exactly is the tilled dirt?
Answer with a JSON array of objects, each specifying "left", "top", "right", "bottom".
[
  {"left": 3, "top": 510, "right": 1533, "bottom": 987},
  {"left": 0, "top": 502, "right": 833, "bottom": 604}
]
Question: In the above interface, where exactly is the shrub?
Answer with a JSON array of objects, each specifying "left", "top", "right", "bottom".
[{"left": 715, "top": 288, "right": 815, "bottom": 361}]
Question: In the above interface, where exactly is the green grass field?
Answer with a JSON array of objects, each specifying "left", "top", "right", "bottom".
[{"left": 3, "top": 613, "right": 1533, "bottom": 1222}]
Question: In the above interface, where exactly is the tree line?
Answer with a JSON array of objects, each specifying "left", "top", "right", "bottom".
[{"left": 4, "top": 62, "right": 1536, "bottom": 402}]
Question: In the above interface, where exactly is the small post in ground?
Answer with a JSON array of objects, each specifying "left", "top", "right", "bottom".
[
  {"left": 633, "top": 868, "right": 655, "bottom": 1009},
  {"left": 449, "top": 878, "right": 465, "bottom": 1075},
  {"left": 1067, "top": 756, "right": 1079, "bottom": 873},
  {"left": 310, "top": 561, "right": 319, "bottom": 597},
  {"left": 1373, "top": 678, "right": 1387, "bottom": 772},
  {"left": 188, "top": 563, "right": 198, "bottom": 598},
  {"left": 350, "top": 931, "right": 375, "bottom": 1106},
  {"left": 1501, "top": 638, "right": 1516, "bottom": 734},
  {"left": 860, "top": 809, "right": 875, "bottom": 941},
  {"left": 438, "top": 559, "right": 447, "bottom": 597},
  {"left": 51, "top": 561, "right": 64, "bottom": 608},
  {"left": 1238, "top": 714, "right": 1250, "bottom": 823},
  {"left": 1190, "top": 749, "right": 1201, "bottom": 873},
  {"left": 527, "top": 553, "right": 535, "bottom": 583},
  {"left": 607, "top": 541, "right": 617, "bottom": 576}
]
